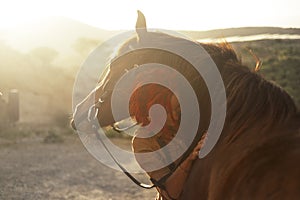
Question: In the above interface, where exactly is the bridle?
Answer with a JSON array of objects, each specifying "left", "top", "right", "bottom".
[
  {"left": 85, "top": 79, "right": 156, "bottom": 189},
  {"left": 87, "top": 89, "right": 138, "bottom": 132},
  {"left": 77, "top": 48, "right": 204, "bottom": 191},
  {"left": 84, "top": 77, "right": 196, "bottom": 192}
]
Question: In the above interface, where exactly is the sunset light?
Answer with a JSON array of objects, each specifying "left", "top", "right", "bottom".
[
  {"left": 0, "top": 0, "right": 299, "bottom": 30},
  {"left": 1, "top": 1, "right": 300, "bottom": 199}
]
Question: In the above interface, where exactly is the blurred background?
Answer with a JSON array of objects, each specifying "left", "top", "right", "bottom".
[{"left": 0, "top": 0, "right": 299, "bottom": 199}]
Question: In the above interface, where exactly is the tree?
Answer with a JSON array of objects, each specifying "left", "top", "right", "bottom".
[
  {"left": 30, "top": 47, "right": 59, "bottom": 65},
  {"left": 73, "top": 37, "right": 101, "bottom": 57}
]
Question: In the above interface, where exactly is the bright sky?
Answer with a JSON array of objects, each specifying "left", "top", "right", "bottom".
[{"left": 0, "top": 0, "right": 299, "bottom": 30}]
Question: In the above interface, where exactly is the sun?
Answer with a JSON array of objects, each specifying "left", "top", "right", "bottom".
[
  {"left": 0, "top": 11, "right": 39, "bottom": 28},
  {"left": 0, "top": 0, "right": 299, "bottom": 30}
]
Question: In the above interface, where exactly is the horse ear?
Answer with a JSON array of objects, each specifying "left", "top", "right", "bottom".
[{"left": 136, "top": 10, "right": 147, "bottom": 40}]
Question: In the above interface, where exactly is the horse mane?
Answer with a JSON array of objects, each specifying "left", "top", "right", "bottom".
[
  {"left": 200, "top": 42, "right": 298, "bottom": 140},
  {"left": 181, "top": 42, "right": 300, "bottom": 199}
]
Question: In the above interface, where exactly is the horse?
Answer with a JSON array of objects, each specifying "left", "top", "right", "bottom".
[{"left": 71, "top": 11, "right": 300, "bottom": 199}]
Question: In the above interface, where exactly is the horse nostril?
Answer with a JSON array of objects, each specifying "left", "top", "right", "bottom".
[{"left": 70, "top": 119, "right": 77, "bottom": 130}]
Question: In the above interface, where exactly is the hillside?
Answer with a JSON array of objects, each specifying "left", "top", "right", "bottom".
[
  {"left": 1, "top": 17, "right": 300, "bottom": 54},
  {"left": 180, "top": 27, "right": 300, "bottom": 39},
  {"left": 232, "top": 39, "right": 300, "bottom": 108},
  {"left": 0, "top": 17, "right": 120, "bottom": 54},
  {"left": 0, "top": 17, "right": 299, "bottom": 125}
]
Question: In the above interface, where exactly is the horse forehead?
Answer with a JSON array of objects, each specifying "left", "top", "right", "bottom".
[
  {"left": 107, "top": 31, "right": 196, "bottom": 85},
  {"left": 119, "top": 31, "right": 184, "bottom": 54}
]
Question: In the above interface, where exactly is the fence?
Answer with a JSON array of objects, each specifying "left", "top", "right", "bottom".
[{"left": 0, "top": 90, "right": 19, "bottom": 125}]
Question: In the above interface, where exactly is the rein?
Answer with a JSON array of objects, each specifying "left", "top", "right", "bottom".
[
  {"left": 92, "top": 124, "right": 156, "bottom": 189},
  {"left": 87, "top": 104, "right": 155, "bottom": 189},
  {"left": 91, "top": 117, "right": 180, "bottom": 200},
  {"left": 84, "top": 86, "right": 202, "bottom": 190},
  {"left": 81, "top": 54, "right": 203, "bottom": 190}
]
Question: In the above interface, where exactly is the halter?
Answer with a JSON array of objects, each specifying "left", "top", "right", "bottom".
[
  {"left": 87, "top": 89, "right": 138, "bottom": 132},
  {"left": 86, "top": 86, "right": 156, "bottom": 189},
  {"left": 77, "top": 48, "right": 204, "bottom": 191}
]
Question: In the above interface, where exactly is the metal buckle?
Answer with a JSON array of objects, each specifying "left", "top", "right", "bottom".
[{"left": 87, "top": 104, "right": 99, "bottom": 122}]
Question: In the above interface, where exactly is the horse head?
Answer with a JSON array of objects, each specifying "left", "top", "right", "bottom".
[{"left": 70, "top": 11, "right": 213, "bottom": 142}]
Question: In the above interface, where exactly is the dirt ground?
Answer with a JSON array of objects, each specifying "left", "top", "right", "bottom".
[{"left": 0, "top": 133, "right": 156, "bottom": 200}]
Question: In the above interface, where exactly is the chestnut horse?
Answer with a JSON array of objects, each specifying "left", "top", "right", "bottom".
[{"left": 71, "top": 11, "right": 300, "bottom": 199}]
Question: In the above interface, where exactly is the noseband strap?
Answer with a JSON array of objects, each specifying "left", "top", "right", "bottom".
[{"left": 89, "top": 117, "right": 155, "bottom": 189}]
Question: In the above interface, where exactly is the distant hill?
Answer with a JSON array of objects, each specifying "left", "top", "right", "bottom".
[
  {"left": 0, "top": 17, "right": 299, "bottom": 55},
  {"left": 180, "top": 27, "right": 300, "bottom": 40},
  {"left": 231, "top": 39, "right": 300, "bottom": 108},
  {"left": 0, "top": 17, "right": 120, "bottom": 54}
]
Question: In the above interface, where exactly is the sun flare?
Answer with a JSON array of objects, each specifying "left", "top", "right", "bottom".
[{"left": 0, "top": 0, "right": 299, "bottom": 30}]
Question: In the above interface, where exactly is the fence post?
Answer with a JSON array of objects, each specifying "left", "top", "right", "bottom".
[
  {"left": 8, "top": 89, "right": 19, "bottom": 123},
  {"left": 0, "top": 92, "right": 7, "bottom": 125}
]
